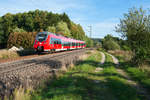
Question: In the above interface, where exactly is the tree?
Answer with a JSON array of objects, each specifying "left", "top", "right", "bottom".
[
  {"left": 103, "top": 39, "right": 120, "bottom": 50},
  {"left": 46, "top": 26, "right": 56, "bottom": 33},
  {"left": 56, "top": 21, "right": 71, "bottom": 37},
  {"left": 70, "top": 22, "right": 86, "bottom": 40},
  {"left": 0, "top": 13, "right": 14, "bottom": 47},
  {"left": 7, "top": 32, "right": 37, "bottom": 48},
  {"left": 0, "top": 10, "right": 87, "bottom": 48},
  {"left": 116, "top": 7, "right": 150, "bottom": 65}
]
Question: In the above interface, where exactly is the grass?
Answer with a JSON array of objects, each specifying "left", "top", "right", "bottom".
[
  {"left": 0, "top": 48, "right": 36, "bottom": 60},
  {"left": 2, "top": 87, "right": 33, "bottom": 100},
  {"left": 126, "top": 67, "right": 150, "bottom": 92},
  {"left": 114, "top": 52, "right": 150, "bottom": 98},
  {"left": 29, "top": 50, "right": 143, "bottom": 100},
  {"left": 13, "top": 87, "right": 33, "bottom": 100},
  {"left": 0, "top": 50, "right": 19, "bottom": 59},
  {"left": 4, "top": 50, "right": 144, "bottom": 100}
]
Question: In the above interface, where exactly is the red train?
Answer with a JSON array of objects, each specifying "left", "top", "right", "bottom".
[{"left": 34, "top": 32, "right": 86, "bottom": 52}]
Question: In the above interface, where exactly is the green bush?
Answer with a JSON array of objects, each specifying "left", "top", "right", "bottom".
[
  {"left": 122, "top": 45, "right": 131, "bottom": 51},
  {"left": 85, "top": 38, "right": 94, "bottom": 47},
  {"left": 103, "top": 40, "right": 120, "bottom": 50}
]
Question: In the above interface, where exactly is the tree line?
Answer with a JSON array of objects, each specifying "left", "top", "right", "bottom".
[{"left": 0, "top": 9, "right": 93, "bottom": 48}]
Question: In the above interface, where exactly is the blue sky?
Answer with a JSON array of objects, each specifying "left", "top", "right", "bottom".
[{"left": 0, "top": 0, "right": 150, "bottom": 38}]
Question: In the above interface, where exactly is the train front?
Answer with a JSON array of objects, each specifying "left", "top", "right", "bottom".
[{"left": 34, "top": 32, "right": 48, "bottom": 52}]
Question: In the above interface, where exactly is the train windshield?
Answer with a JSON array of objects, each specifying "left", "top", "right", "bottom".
[{"left": 36, "top": 34, "right": 47, "bottom": 42}]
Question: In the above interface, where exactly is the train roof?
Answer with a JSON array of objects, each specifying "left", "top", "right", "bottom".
[{"left": 38, "top": 31, "right": 85, "bottom": 43}]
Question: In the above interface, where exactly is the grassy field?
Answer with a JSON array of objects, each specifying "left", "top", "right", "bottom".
[{"left": 29, "top": 50, "right": 143, "bottom": 100}]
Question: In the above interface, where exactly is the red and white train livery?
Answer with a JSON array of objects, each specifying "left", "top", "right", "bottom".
[{"left": 34, "top": 32, "right": 86, "bottom": 52}]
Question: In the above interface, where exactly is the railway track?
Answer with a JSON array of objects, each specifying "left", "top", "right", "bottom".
[
  {"left": 0, "top": 49, "right": 86, "bottom": 75},
  {"left": 0, "top": 48, "right": 89, "bottom": 98}
]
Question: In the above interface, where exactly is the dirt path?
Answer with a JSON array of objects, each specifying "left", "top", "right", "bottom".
[
  {"left": 107, "top": 53, "right": 119, "bottom": 65},
  {"left": 100, "top": 52, "right": 105, "bottom": 64}
]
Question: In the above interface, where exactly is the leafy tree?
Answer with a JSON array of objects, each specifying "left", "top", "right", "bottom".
[
  {"left": 102, "top": 34, "right": 120, "bottom": 50},
  {"left": 102, "top": 39, "right": 120, "bottom": 50},
  {"left": 56, "top": 21, "right": 71, "bottom": 37},
  {"left": 7, "top": 32, "right": 37, "bottom": 48},
  {"left": 70, "top": 22, "right": 86, "bottom": 40},
  {"left": 0, "top": 10, "right": 87, "bottom": 48},
  {"left": 0, "top": 13, "right": 14, "bottom": 47},
  {"left": 60, "top": 13, "right": 71, "bottom": 28},
  {"left": 116, "top": 7, "right": 150, "bottom": 65},
  {"left": 46, "top": 26, "right": 56, "bottom": 33}
]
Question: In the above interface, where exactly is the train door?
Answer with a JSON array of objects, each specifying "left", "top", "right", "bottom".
[
  {"left": 58, "top": 39, "right": 62, "bottom": 49},
  {"left": 54, "top": 40, "right": 58, "bottom": 49},
  {"left": 50, "top": 38, "right": 54, "bottom": 49}
]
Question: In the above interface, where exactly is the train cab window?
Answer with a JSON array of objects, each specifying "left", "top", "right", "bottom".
[{"left": 36, "top": 34, "right": 47, "bottom": 42}]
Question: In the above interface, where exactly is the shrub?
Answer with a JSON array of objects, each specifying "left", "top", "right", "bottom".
[
  {"left": 7, "top": 32, "right": 37, "bottom": 49},
  {"left": 0, "top": 50, "right": 19, "bottom": 59},
  {"left": 103, "top": 39, "right": 120, "bottom": 50}
]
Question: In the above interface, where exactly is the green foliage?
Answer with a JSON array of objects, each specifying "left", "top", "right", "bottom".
[
  {"left": 13, "top": 27, "right": 26, "bottom": 33},
  {"left": 30, "top": 51, "right": 142, "bottom": 100},
  {"left": 126, "top": 66, "right": 150, "bottom": 92},
  {"left": 56, "top": 21, "right": 71, "bottom": 37},
  {"left": 7, "top": 32, "right": 37, "bottom": 48},
  {"left": 103, "top": 39, "right": 120, "bottom": 50},
  {"left": 0, "top": 9, "right": 90, "bottom": 48},
  {"left": 116, "top": 7, "right": 150, "bottom": 65},
  {"left": 0, "top": 10, "right": 87, "bottom": 48},
  {"left": 122, "top": 45, "right": 131, "bottom": 51},
  {"left": 102, "top": 34, "right": 129, "bottom": 50},
  {"left": 85, "top": 37, "right": 94, "bottom": 47},
  {"left": 46, "top": 26, "right": 56, "bottom": 33},
  {"left": 70, "top": 22, "right": 86, "bottom": 40}
]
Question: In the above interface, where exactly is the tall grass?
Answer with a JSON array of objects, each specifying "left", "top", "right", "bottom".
[{"left": 0, "top": 50, "right": 19, "bottom": 59}]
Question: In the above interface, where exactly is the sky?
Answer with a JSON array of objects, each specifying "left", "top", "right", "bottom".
[{"left": 0, "top": 0, "right": 150, "bottom": 38}]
